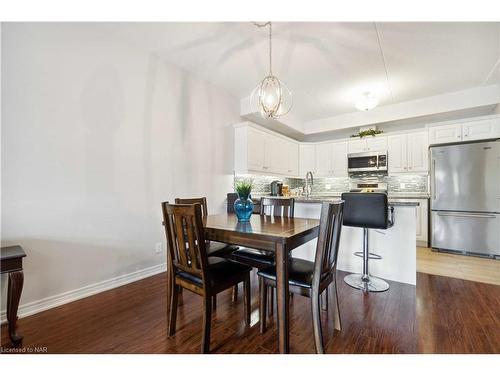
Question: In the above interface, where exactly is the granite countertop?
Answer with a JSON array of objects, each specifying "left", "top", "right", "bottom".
[{"left": 253, "top": 194, "right": 421, "bottom": 206}]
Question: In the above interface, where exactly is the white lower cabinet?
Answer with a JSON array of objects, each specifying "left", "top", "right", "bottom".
[{"left": 389, "top": 198, "right": 428, "bottom": 245}]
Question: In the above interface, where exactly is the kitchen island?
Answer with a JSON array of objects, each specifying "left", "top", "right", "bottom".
[{"left": 253, "top": 196, "right": 418, "bottom": 285}]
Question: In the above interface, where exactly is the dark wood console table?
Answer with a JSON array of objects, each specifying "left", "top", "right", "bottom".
[{"left": 1, "top": 245, "right": 26, "bottom": 346}]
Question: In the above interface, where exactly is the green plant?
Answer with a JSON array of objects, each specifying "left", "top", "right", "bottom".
[
  {"left": 350, "top": 129, "right": 384, "bottom": 138},
  {"left": 234, "top": 179, "right": 253, "bottom": 198}
]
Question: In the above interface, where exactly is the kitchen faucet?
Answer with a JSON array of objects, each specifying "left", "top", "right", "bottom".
[{"left": 304, "top": 171, "right": 314, "bottom": 199}]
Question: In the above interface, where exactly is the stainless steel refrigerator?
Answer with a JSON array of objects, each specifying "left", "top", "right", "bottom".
[{"left": 430, "top": 140, "right": 500, "bottom": 257}]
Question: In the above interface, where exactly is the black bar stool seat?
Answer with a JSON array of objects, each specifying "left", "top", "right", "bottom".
[{"left": 341, "top": 192, "right": 394, "bottom": 293}]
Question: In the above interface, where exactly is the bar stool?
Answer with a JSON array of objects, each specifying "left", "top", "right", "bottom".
[{"left": 341, "top": 193, "right": 394, "bottom": 293}]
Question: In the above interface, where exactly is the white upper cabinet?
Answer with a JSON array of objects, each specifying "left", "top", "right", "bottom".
[
  {"left": 365, "top": 136, "right": 388, "bottom": 152},
  {"left": 246, "top": 127, "right": 266, "bottom": 171},
  {"left": 428, "top": 116, "right": 500, "bottom": 145},
  {"left": 299, "top": 144, "right": 316, "bottom": 177},
  {"left": 347, "top": 138, "right": 365, "bottom": 153},
  {"left": 315, "top": 143, "right": 332, "bottom": 176},
  {"left": 331, "top": 141, "right": 348, "bottom": 177},
  {"left": 428, "top": 124, "right": 462, "bottom": 145},
  {"left": 348, "top": 136, "right": 388, "bottom": 153},
  {"left": 387, "top": 134, "right": 408, "bottom": 173},
  {"left": 286, "top": 141, "right": 299, "bottom": 176},
  {"left": 388, "top": 132, "right": 428, "bottom": 174},
  {"left": 315, "top": 141, "right": 348, "bottom": 177},
  {"left": 462, "top": 118, "right": 500, "bottom": 142},
  {"left": 234, "top": 124, "right": 300, "bottom": 177},
  {"left": 407, "top": 132, "right": 429, "bottom": 172},
  {"left": 269, "top": 136, "right": 288, "bottom": 174}
]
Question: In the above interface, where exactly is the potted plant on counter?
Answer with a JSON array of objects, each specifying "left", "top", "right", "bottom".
[{"left": 233, "top": 178, "right": 254, "bottom": 222}]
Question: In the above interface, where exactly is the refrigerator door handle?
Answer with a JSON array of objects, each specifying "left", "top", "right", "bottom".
[
  {"left": 436, "top": 212, "right": 497, "bottom": 219},
  {"left": 431, "top": 159, "right": 436, "bottom": 200}
]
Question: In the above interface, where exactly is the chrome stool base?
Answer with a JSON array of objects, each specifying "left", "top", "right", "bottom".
[{"left": 344, "top": 273, "right": 389, "bottom": 293}]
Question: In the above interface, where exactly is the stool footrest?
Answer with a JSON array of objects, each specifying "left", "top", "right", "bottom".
[{"left": 353, "top": 251, "right": 382, "bottom": 260}]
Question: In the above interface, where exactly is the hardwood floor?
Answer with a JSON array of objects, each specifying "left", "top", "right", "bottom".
[
  {"left": 417, "top": 272, "right": 500, "bottom": 353},
  {"left": 1, "top": 270, "right": 498, "bottom": 353},
  {"left": 417, "top": 247, "right": 500, "bottom": 286}
]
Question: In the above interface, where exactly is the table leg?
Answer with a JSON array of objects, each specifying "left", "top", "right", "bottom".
[
  {"left": 275, "top": 242, "right": 289, "bottom": 354},
  {"left": 7, "top": 270, "right": 24, "bottom": 346}
]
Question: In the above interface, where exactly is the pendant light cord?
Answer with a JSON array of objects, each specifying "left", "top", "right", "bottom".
[{"left": 269, "top": 22, "right": 272, "bottom": 75}]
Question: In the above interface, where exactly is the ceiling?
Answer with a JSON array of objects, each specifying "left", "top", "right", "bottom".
[{"left": 99, "top": 22, "right": 500, "bottom": 123}]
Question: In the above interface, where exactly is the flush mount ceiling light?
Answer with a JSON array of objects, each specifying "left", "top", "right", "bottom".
[
  {"left": 250, "top": 22, "right": 292, "bottom": 119},
  {"left": 355, "top": 92, "right": 379, "bottom": 111}
]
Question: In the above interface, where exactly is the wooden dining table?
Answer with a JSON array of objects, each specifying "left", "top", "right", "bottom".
[{"left": 203, "top": 213, "right": 320, "bottom": 354}]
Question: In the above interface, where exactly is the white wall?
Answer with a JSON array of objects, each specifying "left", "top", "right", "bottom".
[{"left": 1, "top": 23, "right": 240, "bottom": 316}]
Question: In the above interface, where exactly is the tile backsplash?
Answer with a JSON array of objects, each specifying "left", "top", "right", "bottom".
[
  {"left": 236, "top": 173, "right": 428, "bottom": 196},
  {"left": 235, "top": 175, "right": 303, "bottom": 195}
]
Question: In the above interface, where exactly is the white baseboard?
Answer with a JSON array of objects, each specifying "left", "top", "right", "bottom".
[{"left": 0, "top": 263, "right": 167, "bottom": 324}]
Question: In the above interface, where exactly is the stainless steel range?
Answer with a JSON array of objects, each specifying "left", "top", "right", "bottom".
[
  {"left": 430, "top": 140, "right": 500, "bottom": 258},
  {"left": 349, "top": 181, "right": 388, "bottom": 194}
]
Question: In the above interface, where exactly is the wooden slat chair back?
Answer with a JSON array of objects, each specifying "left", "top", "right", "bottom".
[
  {"left": 163, "top": 203, "right": 209, "bottom": 289},
  {"left": 260, "top": 197, "right": 295, "bottom": 218},
  {"left": 161, "top": 201, "right": 252, "bottom": 353},
  {"left": 175, "top": 197, "right": 208, "bottom": 217}
]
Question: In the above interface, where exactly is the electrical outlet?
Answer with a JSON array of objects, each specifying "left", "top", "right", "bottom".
[
  {"left": 155, "top": 242, "right": 163, "bottom": 254},
  {"left": 400, "top": 183, "right": 406, "bottom": 189}
]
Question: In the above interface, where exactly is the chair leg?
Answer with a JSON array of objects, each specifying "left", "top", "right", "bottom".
[
  {"left": 166, "top": 265, "right": 172, "bottom": 317},
  {"left": 321, "top": 288, "right": 329, "bottom": 311},
  {"left": 268, "top": 286, "right": 274, "bottom": 317},
  {"left": 201, "top": 294, "right": 212, "bottom": 354},
  {"left": 244, "top": 275, "right": 251, "bottom": 326},
  {"left": 212, "top": 295, "right": 217, "bottom": 311},
  {"left": 329, "top": 279, "right": 342, "bottom": 331},
  {"left": 259, "top": 277, "right": 267, "bottom": 333},
  {"left": 232, "top": 284, "right": 238, "bottom": 302},
  {"left": 311, "top": 290, "right": 324, "bottom": 354},
  {"left": 168, "top": 284, "right": 179, "bottom": 336}
]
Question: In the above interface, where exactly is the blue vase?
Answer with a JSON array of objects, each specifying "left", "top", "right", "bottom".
[{"left": 234, "top": 193, "right": 254, "bottom": 222}]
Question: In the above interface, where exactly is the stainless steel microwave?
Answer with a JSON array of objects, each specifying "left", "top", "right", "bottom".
[{"left": 347, "top": 151, "right": 388, "bottom": 173}]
